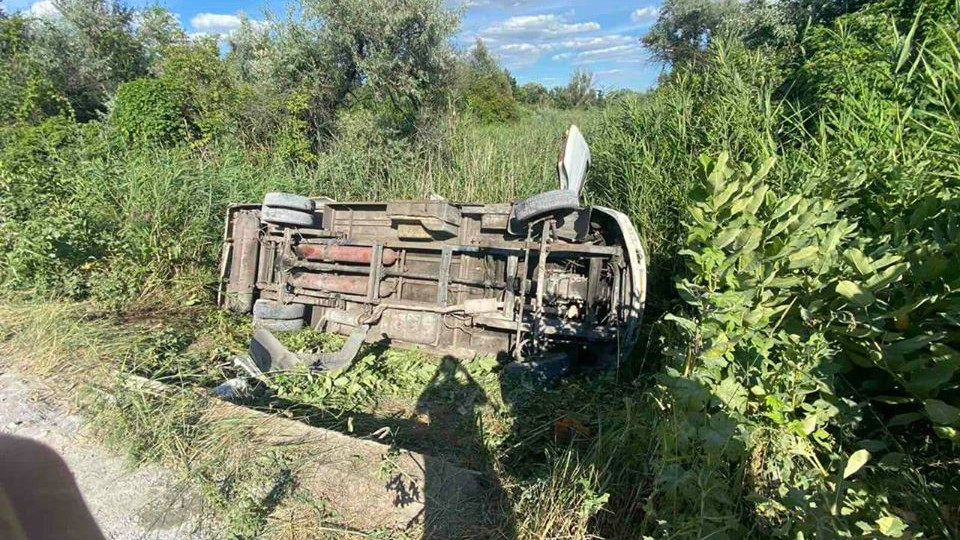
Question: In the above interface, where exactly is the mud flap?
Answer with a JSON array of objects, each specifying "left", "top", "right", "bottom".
[{"left": 245, "top": 324, "right": 371, "bottom": 375}]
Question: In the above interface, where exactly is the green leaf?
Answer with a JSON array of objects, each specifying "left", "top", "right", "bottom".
[
  {"left": 844, "top": 248, "right": 874, "bottom": 276},
  {"left": 866, "top": 262, "right": 910, "bottom": 290},
  {"left": 843, "top": 449, "right": 870, "bottom": 479},
  {"left": 768, "top": 276, "right": 803, "bottom": 288},
  {"left": 925, "top": 399, "right": 960, "bottom": 426},
  {"left": 754, "top": 156, "right": 776, "bottom": 180},
  {"left": 714, "top": 225, "right": 743, "bottom": 249},
  {"left": 835, "top": 280, "right": 875, "bottom": 307},
  {"left": 788, "top": 245, "right": 820, "bottom": 269},
  {"left": 715, "top": 378, "right": 748, "bottom": 413},
  {"left": 664, "top": 313, "right": 698, "bottom": 333},
  {"left": 876, "top": 515, "right": 907, "bottom": 537},
  {"left": 888, "top": 412, "right": 924, "bottom": 427},
  {"left": 713, "top": 181, "right": 740, "bottom": 209},
  {"left": 895, "top": 9, "right": 921, "bottom": 72},
  {"left": 769, "top": 193, "right": 801, "bottom": 221},
  {"left": 744, "top": 184, "right": 769, "bottom": 215}
]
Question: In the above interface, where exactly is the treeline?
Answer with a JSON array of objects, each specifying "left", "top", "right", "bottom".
[
  {"left": 460, "top": 40, "right": 610, "bottom": 123},
  {"left": 0, "top": 0, "right": 603, "bottom": 155}
]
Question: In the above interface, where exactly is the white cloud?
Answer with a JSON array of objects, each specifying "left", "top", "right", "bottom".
[
  {"left": 550, "top": 36, "right": 639, "bottom": 63},
  {"left": 483, "top": 14, "right": 600, "bottom": 38},
  {"left": 27, "top": 0, "right": 59, "bottom": 18},
  {"left": 630, "top": 6, "right": 660, "bottom": 23},
  {"left": 190, "top": 13, "right": 244, "bottom": 34},
  {"left": 568, "top": 43, "right": 647, "bottom": 64},
  {"left": 559, "top": 35, "right": 635, "bottom": 50},
  {"left": 467, "top": 10, "right": 651, "bottom": 70},
  {"left": 188, "top": 12, "right": 267, "bottom": 43},
  {"left": 472, "top": 12, "right": 607, "bottom": 68},
  {"left": 597, "top": 69, "right": 624, "bottom": 75}
]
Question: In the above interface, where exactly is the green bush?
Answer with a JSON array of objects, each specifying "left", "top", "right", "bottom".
[
  {"left": 0, "top": 118, "right": 108, "bottom": 296},
  {"left": 155, "top": 39, "right": 235, "bottom": 144},
  {"left": 460, "top": 40, "right": 519, "bottom": 123},
  {"left": 582, "top": 4, "right": 960, "bottom": 538},
  {"left": 110, "top": 77, "right": 187, "bottom": 146}
]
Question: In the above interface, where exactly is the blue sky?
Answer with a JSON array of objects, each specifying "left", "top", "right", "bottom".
[{"left": 10, "top": 0, "right": 665, "bottom": 89}]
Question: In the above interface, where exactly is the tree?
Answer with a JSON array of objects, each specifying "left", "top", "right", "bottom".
[
  {"left": 227, "top": 0, "right": 459, "bottom": 138},
  {"left": 21, "top": 0, "right": 148, "bottom": 120},
  {"left": 642, "top": 0, "right": 741, "bottom": 66},
  {"left": 518, "top": 82, "right": 549, "bottom": 106},
  {"left": 642, "top": 0, "right": 881, "bottom": 67},
  {"left": 137, "top": 5, "right": 186, "bottom": 70},
  {"left": 460, "top": 39, "right": 518, "bottom": 122},
  {"left": 565, "top": 68, "right": 598, "bottom": 108},
  {"left": 550, "top": 69, "right": 598, "bottom": 109},
  {"left": 155, "top": 37, "right": 234, "bottom": 142}
]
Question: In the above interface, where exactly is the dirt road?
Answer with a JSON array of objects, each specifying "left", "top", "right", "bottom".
[{"left": 0, "top": 369, "right": 213, "bottom": 539}]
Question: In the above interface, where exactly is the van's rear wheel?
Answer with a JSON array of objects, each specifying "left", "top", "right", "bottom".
[
  {"left": 253, "top": 300, "right": 305, "bottom": 320},
  {"left": 261, "top": 207, "right": 315, "bottom": 226},
  {"left": 253, "top": 317, "right": 305, "bottom": 332},
  {"left": 263, "top": 192, "right": 315, "bottom": 212}
]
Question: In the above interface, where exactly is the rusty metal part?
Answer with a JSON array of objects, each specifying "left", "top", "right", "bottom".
[
  {"left": 288, "top": 272, "right": 389, "bottom": 296},
  {"left": 225, "top": 210, "right": 261, "bottom": 313},
  {"left": 295, "top": 244, "right": 398, "bottom": 265}
]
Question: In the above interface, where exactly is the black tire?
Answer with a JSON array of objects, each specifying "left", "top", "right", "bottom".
[
  {"left": 261, "top": 207, "right": 315, "bottom": 227},
  {"left": 512, "top": 189, "right": 581, "bottom": 222},
  {"left": 253, "top": 300, "right": 305, "bottom": 320},
  {"left": 254, "top": 317, "right": 305, "bottom": 332},
  {"left": 263, "top": 192, "right": 315, "bottom": 212}
]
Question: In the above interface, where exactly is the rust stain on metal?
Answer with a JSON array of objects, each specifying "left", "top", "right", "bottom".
[
  {"left": 289, "top": 272, "right": 370, "bottom": 295},
  {"left": 296, "top": 245, "right": 399, "bottom": 265}
]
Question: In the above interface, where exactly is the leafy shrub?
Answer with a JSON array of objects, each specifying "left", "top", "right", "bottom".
[
  {"left": 110, "top": 77, "right": 187, "bottom": 146},
  {"left": 155, "top": 39, "right": 235, "bottom": 144},
  {"left": 658, "top": 154, "right": 887, "bottom": 537},
  {"left": 460, "top": 40, "right": 519, "bottom": 123},
  {"left": 0, "top": 118, "right": 108, "bottom": 296}
]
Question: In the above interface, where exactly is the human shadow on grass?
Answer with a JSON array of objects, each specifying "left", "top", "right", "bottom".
[
  {"left": 411, "top": 355, "right": 516, "bottom": 538},
  {"left": 237, "top": 343, "right": 516, "bottom": 538}
]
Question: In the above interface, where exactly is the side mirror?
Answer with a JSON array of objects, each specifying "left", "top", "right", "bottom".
[{"left": 558, "top": 125, "right": 591, "bottom": 195}]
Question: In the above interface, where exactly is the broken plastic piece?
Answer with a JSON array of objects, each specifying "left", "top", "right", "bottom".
[{"left": 213, "top": 377, "right": 251, "bottom": 399}]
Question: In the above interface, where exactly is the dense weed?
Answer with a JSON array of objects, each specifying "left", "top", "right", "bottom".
[{"left": 581, "top": 5, "right": 960, "bottom": 539}]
